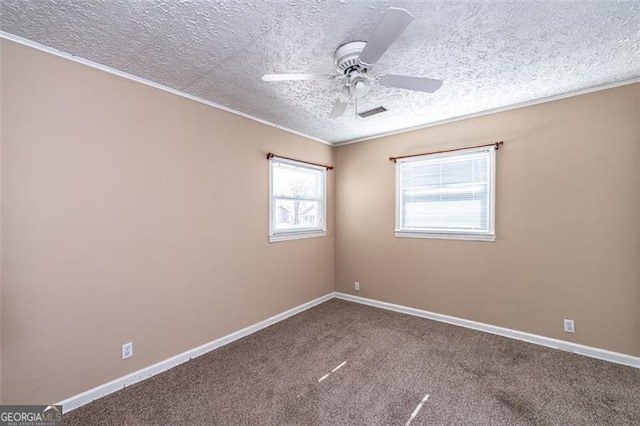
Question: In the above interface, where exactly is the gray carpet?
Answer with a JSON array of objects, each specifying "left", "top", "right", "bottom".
[{"left": 65, "top": 299, "right": 640, "bottom": 425}]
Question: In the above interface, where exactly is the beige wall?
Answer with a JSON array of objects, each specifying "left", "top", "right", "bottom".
[
  {"left": 335, "top": 83, "right": 640, "bottom": 357},
  {"left": 1, "top": 37, "right": 639, "bottom": 407},
  {"left": 0, "top": 40, "right": 334, "bottom": 404}
]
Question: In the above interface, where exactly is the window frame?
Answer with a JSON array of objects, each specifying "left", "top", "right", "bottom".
[
  {"left": 269, "top": 157, "right": 327, "bottom": 243},
  {"left": 394, "top": 145, "right": 496, "bottom": 242}
]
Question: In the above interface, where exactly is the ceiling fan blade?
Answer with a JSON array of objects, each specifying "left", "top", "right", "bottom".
[
  {"left": 329, "top": 101, "right": 348, "bottom": 119},
  {"left": 261, "top": 73, "right": 333, "bottom": 82},
  {"left": 358, "top": 7, "right": 414, "bottom": 67},
  {"left": 379, "top": 75, "right": 443, "bottom": 93}
]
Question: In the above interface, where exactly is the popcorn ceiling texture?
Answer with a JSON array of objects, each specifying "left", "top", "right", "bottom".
[{"left": 1, "top": 0, "right": 639, "bottom": 144}]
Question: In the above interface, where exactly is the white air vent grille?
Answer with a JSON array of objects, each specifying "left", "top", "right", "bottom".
[{"left": 358, "top": 106, "right": 387, "bottom": 118}]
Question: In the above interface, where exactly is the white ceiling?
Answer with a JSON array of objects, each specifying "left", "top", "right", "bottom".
[{"left": 1, "top": 1, "right": 639, "bottom": 144}]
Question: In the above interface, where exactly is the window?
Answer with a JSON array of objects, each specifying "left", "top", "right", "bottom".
[
  {"left": 269, "top": 157, "right": 327, "bottom": 242},
  {"left": 395, "top": 145, "right": 496, "bottom": 241}
]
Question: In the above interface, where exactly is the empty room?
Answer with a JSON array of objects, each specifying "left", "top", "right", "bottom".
[{"left": 1, "top": 1, "right": 639, "bottom": 424}]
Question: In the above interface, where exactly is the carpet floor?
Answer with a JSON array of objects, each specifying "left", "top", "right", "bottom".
[{"left": 64, "top": 299, "right": 640, "bottom": 425}]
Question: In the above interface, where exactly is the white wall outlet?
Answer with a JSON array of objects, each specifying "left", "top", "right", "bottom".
[
  {"left": 563, "top": 319, "right": 575, "bottom": 333},
  {"left": 354, "top": 281, "right": 360, "bottom": 291},
  {"left": 122, "top": 342, "right": 133, "bottom": 359}
]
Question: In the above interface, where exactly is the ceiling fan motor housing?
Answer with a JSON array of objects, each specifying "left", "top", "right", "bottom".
[
  {"left": 334, "top": 41, "right": 368, "bottom": 74},
  {"left": 335, "top": 41, "right": 372, "bottom": 98}
]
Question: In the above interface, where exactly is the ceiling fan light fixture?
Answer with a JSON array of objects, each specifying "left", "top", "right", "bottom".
[{"left": 348, "top": 71, "right": 371, "bottom": 98}]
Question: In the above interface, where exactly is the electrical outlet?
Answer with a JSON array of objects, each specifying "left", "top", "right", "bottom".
[
  {"left": 563, "top": 319, "right": 575, "bottom": 333},
  {"left": 354, "top": 281, "right": 360, "bottom": 291},
  {"left": 122, "top": 342, "right": 133, "bottom": 359}
]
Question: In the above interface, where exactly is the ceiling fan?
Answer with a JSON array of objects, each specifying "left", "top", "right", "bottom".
[{"left": 261, "top": 7, "right": 443, "bottom": 119}]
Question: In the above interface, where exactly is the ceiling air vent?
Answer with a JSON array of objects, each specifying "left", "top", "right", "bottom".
[{"left": 358, "top": 106, "right": 387, "bottom": 118}]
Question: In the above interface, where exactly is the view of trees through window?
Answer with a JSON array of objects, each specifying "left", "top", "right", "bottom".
[{"left": 272, "top": 161, "right": 323, "bottom": 232}]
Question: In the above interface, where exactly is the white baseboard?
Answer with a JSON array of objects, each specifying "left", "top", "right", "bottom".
[
  {"left": 57, "top": 292, "right": 335, "bottom": 413},
  {"left": 58, "top": 290, "right": 638, "bottom": 413},
  {"left": 335, "top": 292, "right": 640, "bottom": 369}
]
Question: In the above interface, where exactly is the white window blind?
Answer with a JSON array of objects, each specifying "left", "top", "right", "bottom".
[
  {"left": 395, "top": 146, "right": 496, "bottom": 241},
  {"left": 269, "top": 158, "right": 327, "bottom": 242}
]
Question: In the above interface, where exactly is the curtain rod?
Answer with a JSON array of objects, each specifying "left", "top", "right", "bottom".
[
  {"left": 389, "top": 141, "right": 504, "bottom": 163},
  {"left": 267, "top": 153, "right": 334, "bottom": 170}
]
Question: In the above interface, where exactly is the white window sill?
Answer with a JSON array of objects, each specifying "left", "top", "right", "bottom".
[
  {"left": 269, "top": 231, "right": 327, "bottom": 243},
  {"left": 395, "top": 231, "right": 495, "bottom": 242}
]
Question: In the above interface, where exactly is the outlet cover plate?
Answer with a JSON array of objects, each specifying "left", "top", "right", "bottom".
[
  {"left": 563, "top": 319, "right": 575, "bottom": 333},
  {"left": 122, "top": 342, "right": 133, "bottom": 359}
]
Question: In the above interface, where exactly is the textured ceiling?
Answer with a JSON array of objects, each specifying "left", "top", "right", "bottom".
[{"left": 1, "top": 1, "right": 639, "bottom": 144}]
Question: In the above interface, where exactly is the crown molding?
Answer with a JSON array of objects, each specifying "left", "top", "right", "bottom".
[
  {"left": 335, "top": 77, "right": 640, "bottom": 146},
  {"left": 0, "top": 31, "right": 332, "bottom": 146}
]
